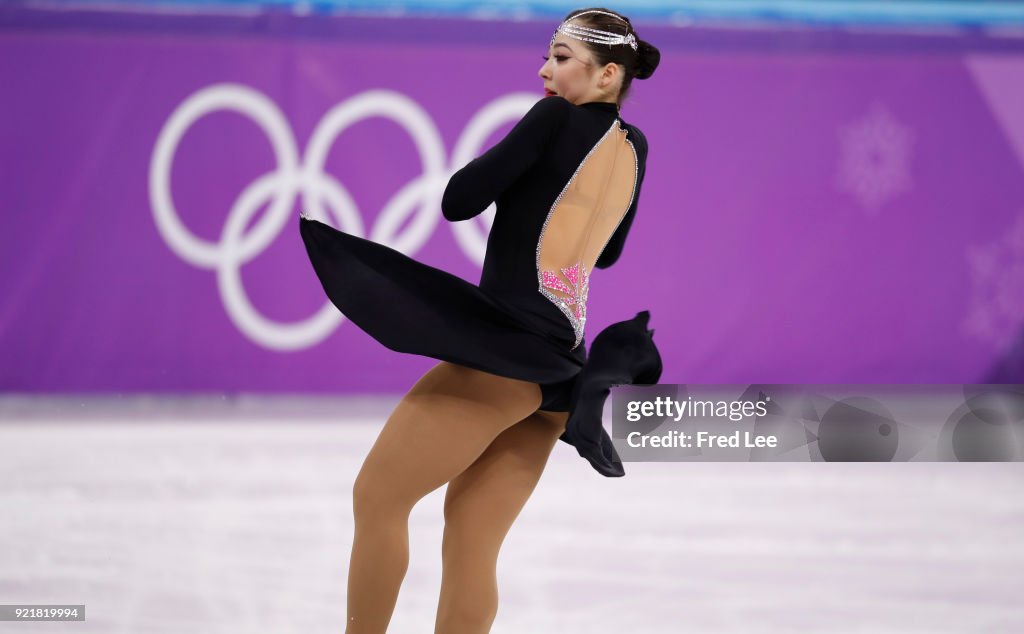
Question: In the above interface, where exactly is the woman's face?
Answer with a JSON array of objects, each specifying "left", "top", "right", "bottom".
[{"left": 538, "top": 31, "right": 601, "bottom": 105}]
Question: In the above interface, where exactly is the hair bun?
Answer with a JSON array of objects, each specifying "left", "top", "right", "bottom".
[{"left": 634, "top": 40, "right": 660, "bottom": 80}]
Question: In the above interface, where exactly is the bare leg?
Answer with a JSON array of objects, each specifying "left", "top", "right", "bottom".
[
  {"left": 434, "top": 409, "right": 570, "bottom": 633},
  {"left": 345, "top": 361, "right": 543, "bottom": 633}
]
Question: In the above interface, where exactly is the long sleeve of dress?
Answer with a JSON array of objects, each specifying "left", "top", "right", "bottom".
[
  {"left": 442, "top": 96, "right": 570, "bottom": 222},
  {"left": 595, "top": 124, "right": 648, "bottom": 269}
]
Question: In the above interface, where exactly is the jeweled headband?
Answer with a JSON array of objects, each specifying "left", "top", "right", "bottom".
[{"left": 550, "top": 9, "right": 638, "bottom": 52}]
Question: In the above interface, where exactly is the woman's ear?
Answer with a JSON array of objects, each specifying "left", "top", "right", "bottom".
[{"left": 601, "top": 62, "right": 622, "bottom": 90}]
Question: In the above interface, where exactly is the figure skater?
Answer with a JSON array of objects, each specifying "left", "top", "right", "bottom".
[{"left": 299, "top": 6, "right": 662, "bottom": 632}]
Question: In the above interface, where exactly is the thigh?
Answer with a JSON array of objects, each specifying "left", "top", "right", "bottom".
[
  {"left": 442, "top": 409, "right": 570, "bottom": 550},
  {"left": 353, "top": 361, "right": 544, "bottom": 511}
]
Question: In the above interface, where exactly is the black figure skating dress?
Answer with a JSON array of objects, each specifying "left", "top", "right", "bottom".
[{"left": 299, "top": 96, "right": 662, "bottom": 477}]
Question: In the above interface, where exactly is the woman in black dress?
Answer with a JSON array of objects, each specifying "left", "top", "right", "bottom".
[{"left": 300, "top": 7, "right": 661, "bottom": 632}]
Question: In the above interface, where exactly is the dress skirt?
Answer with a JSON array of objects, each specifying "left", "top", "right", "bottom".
[{"left": 299, "top": 214, "right": 662, "bottom": 477}]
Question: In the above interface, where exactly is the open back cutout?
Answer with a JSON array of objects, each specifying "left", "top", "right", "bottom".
[{"left": 536, "top": 119, "right": 638, "bottom": 349}]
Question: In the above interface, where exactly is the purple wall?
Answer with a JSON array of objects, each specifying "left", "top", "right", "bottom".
[{"left": 2, "top": 9, "right": 1023, "bottom": 393}]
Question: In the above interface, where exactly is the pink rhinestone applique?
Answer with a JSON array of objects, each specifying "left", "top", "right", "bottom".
[{"left": 539, "top": 262, "right": 589, "bottom": 349}]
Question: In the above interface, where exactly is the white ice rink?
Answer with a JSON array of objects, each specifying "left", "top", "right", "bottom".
[{"left": 1, "top": 395, "right": 1022, "bottom": 633}]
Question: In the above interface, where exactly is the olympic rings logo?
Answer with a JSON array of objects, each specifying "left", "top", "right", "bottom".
[{"left": 149, "top": 83, "right": 537, "bottom": 351}]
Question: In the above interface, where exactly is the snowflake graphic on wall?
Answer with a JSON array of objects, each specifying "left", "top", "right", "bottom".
[
  {"left": 962, "top": 211, "right": 1024, "bottom": 351},
  {"left": 835, "top": 101, "right": 915, "bottom": 214}
]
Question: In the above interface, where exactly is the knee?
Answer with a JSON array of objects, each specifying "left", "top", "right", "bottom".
[
  {"left": 350, "top": 475, "right": 377, "bottom": 523},
  {"left": 440, "top": 523, "right": 503, "bottom": 565},
  {"left": 351, "top": 471, "right": 411, "bottom": 525}
]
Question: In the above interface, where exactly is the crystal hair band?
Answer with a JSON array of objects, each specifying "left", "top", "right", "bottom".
[
  {"left": 568, "top": 9, "right": 629, "bottom": 25},
  {"left": 552, "top": 11, "right": 638, "bottom": 51}
]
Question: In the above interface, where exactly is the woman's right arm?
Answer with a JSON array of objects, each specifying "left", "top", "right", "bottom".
[{"left": 441, "top": 96, "right": 569, "bottom": 222}]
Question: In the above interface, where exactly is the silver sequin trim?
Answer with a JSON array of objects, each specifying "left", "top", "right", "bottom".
[{"left": 593, "top": 122, "right": 640, "bottom": 266}]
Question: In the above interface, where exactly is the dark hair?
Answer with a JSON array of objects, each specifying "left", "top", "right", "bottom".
[{"left": 559, "top": 7, "right": 660, "bottom": 107}]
